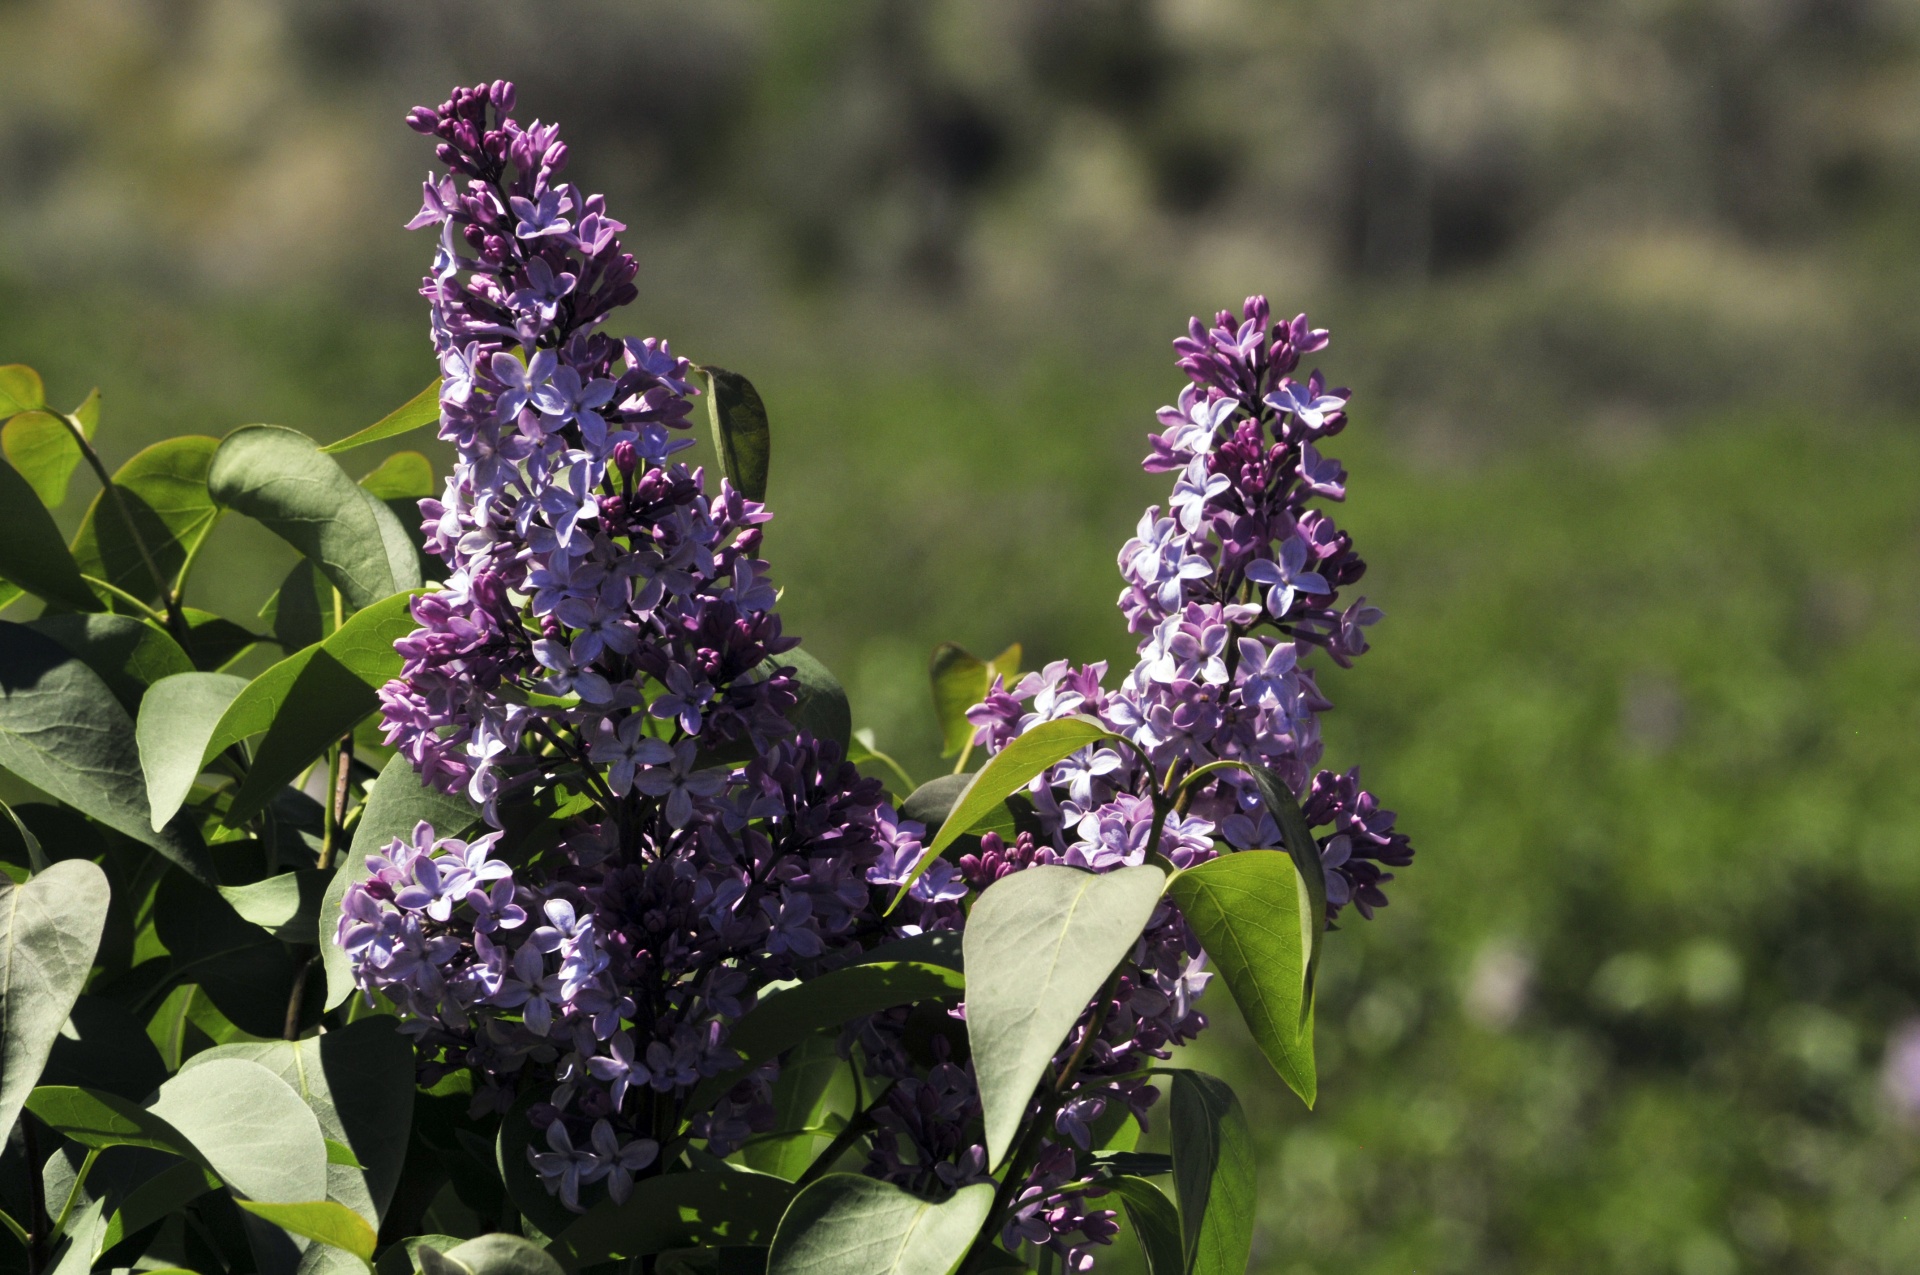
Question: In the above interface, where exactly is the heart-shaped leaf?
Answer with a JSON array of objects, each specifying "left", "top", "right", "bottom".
[
  {"left": 3, "top": 409, "right": 83, "bottom": 508},
  {"left": 1167, "top": 850, "right": 1316, "bottom": 1105},
  {"left": 0, "top": 623, "right": 211, "bottom": 878},
  {"left": 208, "top": 425, "right": 420, "bottom": 610},
  {"left": 149, "top": 1057, "right": 329, "bottom": 1203},
  {"left": 0, "top": 366, "right": 45, "bottom": 416},
  {"left": 71, "top": 436, "right": 222, "bottom": 605},
  {"left": 768, "top": 1176, "right": 991, "bottom": 1275},
  {"left": 963, "top": 863, "right": 1166, "bottom": 1166},
  {"left": 0, "top": 860, "right": 110, "bottom": 1144}
]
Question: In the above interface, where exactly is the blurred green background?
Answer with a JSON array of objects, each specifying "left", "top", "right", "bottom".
[{"left": 5, "top": 1, "right": 1920, "bottom": 1270}]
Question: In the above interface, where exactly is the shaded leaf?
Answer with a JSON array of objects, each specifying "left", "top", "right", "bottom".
[
  {"left": 1168, "top": 1071, "right": 1255, "bottom": 1275},
  {"left": 42, "top": 996, "right": 169, "bottom": 1101},
  {"left": 217, "top": 589, "right": 423, "bottom": 827},
  {"left": 71, "top": 436, "right": 222, "bottom": 605},
  {"left": 702, "top": 366, "right": 771, "bottom": 503},
  {"left": 0, "top": 860, "right": 110, "bottom": 1144},
  {"left": 149, "top": 1057, "right": 329, "bottom": 1203},
  {"left": 0, "top": 623, "right": 211, "bottom": 878},
  {"left": 28, "top": 614, "right": 192, "bottom": 712},
  {"left": 781, "top": 649, "right": 849, "bottom": 750},
  {"left": 2, "top": 410, "right": 82, "bottom": 508},
  {"left": 151, "top": 871, "right": 312, "bottom": 1037},
  {"left": 182, "top": 608, "right": 263, "bottom": 672},
  {"left": 438, "top": 1234, "right": 565, "bottom": 1275},
  {"left": 100, "top": 1159, "right": 218, "bottom": 1252},
  {"left": 731, "top": 963, "right": 964, "bottom": 1066},
  {"left": 897, "top": 774, "right": 1032, "bottom": 846},
  {"left": 208, "top": 425, "right": 419, "bottom": 610},
  {"left": 1107, "top": 1177, "right": 1182, "bottom": 1275},
  {"left": 261, "top": 560, "right": 337, "bottom": 653},
  {"left": 237, "top": 1200, "right": 375, "bottom": 1268},
  {"left": 854, "top": 931, "right": 963, "bottom": 973},
  {"left": 743, "top": 1034, "right": 841, "bottom": 1180},
  {"left": 495, "top": 1089, "right": 577, "bottom": 1240},
  {"left": 550, "top": 1172, "right": 796, "bottom": 1270},
  {"left": 1167, "top": 850, "right": 1315, "bottom": 1105},
  {"left": 46, "top": 1196, "right": 106, "bottom": 1275},
  {"left": 963, "top": 864, "right": 1166, "bottom": 1166},
  {"left": 318, "top": 381, "right": 442, "bottom": 455},
  {"left": 25, "top": 1086, "right": 206, "bottom": 1163},
  {"left": 767, "top": 1176, "right": 989, "bottom": 1275},
  {"left": 217, "top": 870, "right": 332, "bottom": 944},
  {"left": 927, "top": 643, "right": 1019, "bottom": 760},
  {"left": 0, "top": 457, "right": 99, "bottom": 612},
  {"left": 321, "top": 754, "right": 477, "bottom": 1010}
]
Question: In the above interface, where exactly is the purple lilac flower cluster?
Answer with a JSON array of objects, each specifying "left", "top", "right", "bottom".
[
  {"left": 855, "top": 300, "right": 1417, "bottom": 1270},
  {"left": 337, "top": 82, "right": 956, "bottom": 1212}
]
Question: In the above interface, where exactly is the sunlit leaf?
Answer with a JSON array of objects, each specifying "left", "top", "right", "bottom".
[
  {"left": 237, "top": 1200, "right": 376, "bottom": 1268},
  {"left": 137, "top": 671, "right": 248, "bottom": 831},
  {"left": 767, "top": 1176, "right": 990, "bottom": 1275},
  {"left": 318, "top": 380, "right": 442, "bottom": 455},
  {"left": 964, "top": 864, "right": 1166, "bottom": 1166},
  {"left": 0, "top": 860, "right": 109, "bottom": 1144},
  {"left": 1240, "top": 763, "right": 1327, "bottom": 1018},
  {"left": 216, "top": 870, "right": 332, "bottom": 943},
  {"left": 2, "top": 409, "right": 82, "bottom": 508},
  {"left": 149, "top": 1057, "right": 328, "bottom": 1203},
  {"left": 208, "top": 425, "right": 420, "bottom": 610},
  {"left": 0, "top": 366, "right": 45, "bottom": 417},
  {"left": 1167, "top": 850, "right": 1315, "bottom": 1105}
]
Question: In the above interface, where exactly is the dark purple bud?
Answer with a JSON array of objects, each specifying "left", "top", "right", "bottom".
[
  {"left": 491, "top": 79, "right": 516, "bottom": 112},
  {"left": 545, "top": 142, "right": 569, "bottom": 173},
  {"left": 613, "top": 439, "right": 637, "bottom": 477},
  {"left": 406, "top": 106, "right": 441, "bottom": 134}
]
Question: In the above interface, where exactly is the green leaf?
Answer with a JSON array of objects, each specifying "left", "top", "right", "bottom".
[
  {"left": 25, "top": 1085, "right": 207, "bottom": 1162},
  {"left": 374, "top": 1235, "right": 463, "bottom": 1275},
  {"left": 2, "top": 410, "right": 82, "bottom": 508},
  {"left": 357, "top": 452, "right": 435, "bottom": 502},
  {"left": 99, "top": 1159, "right": 217, "bottom": 1253},
  {"left": 149, "top": 1056, "right": 329, "bottom": 1203},
  {"left": 216, "top": 870, "right": 332, "bottom": 943},
  {"left": 437, "top": 1234, "right": 565, "bottom": 1275},
  {"left": 1167, "top": 851, "right": 1315, "bottom": 1106},
  {"left": 702, "top": 366, "right": 771, "bottom": 503},
  {"left": 731, "top": 963, "right": 965, "bottom": 1065},
  {"left": 897, "top": 773, "right": 1031, "bottom": 846},
  {"left": 70, "top": 436, "right": 222, "bottom": 605},
  {"left": 151, "top": 872, "right": 312, "bottom": 1037},
  {"left": 28, "top": 614, "right": 193, "bottom": 712},
  {"left": 236, "top": 1200, "right": 375, "bottom": 1268},
  {"left": 1108, "top": 1177, "right": 1182, "bottom": 1275},
  {"left": 743, "top": 1034, "right": 841, "bottom": 1179},
  {"left": 207, "top": 425, "right": 421, "bottom": 610},
  {"left": 923, "top": 718, "right": 1114, "bottom": 859},
  {"left": 496, "top": 1090, "right": 578, "bottom": 1240},
  {"left": 549, "top": 1172, "right": 797, "bottom": 1270},
  {"left": 963, "top": 864, "right": 1166, "bottom": 1166},
  {"left": 0, "top": 623, "right": 212, "bottom": 879},
  {"left": 180, "top": 1018, "right": 415, "bottom": 1226},
  {"left": 0, "top": 860, "right": 110, "bottom": 1144},
  {"left": 927, "top": 642, "right": 1019, "bottom": 759},
  {"left": 767, "top": 1175, "right": 990, "bottom": 1275},
  {"left": 260, "top": 559, "right": 337, "bottom": 653},
  {"left": 1168, "top": 1071, "right": 1255, "bottom": 1275},
  {"left": 321, "top": 754, "right": 477, "bottom": 1010},
  {"left": 181, "top": 607, "right": 262, "bottom": 671},
  {"left": 318, "top": 380, "right": 442, "bottom": 455},
  {"left": 856, "top": 931, "right": 963, "bottom": 972},
  {"left": 216, "top": 589, "right": 423, "bottom": 827},
  {"left": 42, "top": 996, "right": 170, "bottom": 1100},
  {"left": 46, "top": 1196, "right": 106, "bottom": 1275},
  {"left": 1240, "top": 764, "right": 1328, "bottom": 1017},
  {"left": 781, "top": 649, "right": 850, "bottom": 750},
  {"left": 0, "top": 456, "right": 100, "bottom": 612},
  {"left": 0, "top": 366, "right": 46, "bottom": 416},
  {"left": 137, "top": 671, "right": 249, "bottom": 830}
]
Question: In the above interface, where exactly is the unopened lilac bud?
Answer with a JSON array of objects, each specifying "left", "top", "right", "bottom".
[
  {"left": 612, "top": 440, "right": 637, "bottom": 476},
  {"left": 545, "top": 142, "right": 569, "bottom": 173},
  {"left": 491, "top": 79, "right": 516, "bottom": 112},
  {"left": 407, "top": 107, "right": 441, "bottom": 134}
]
